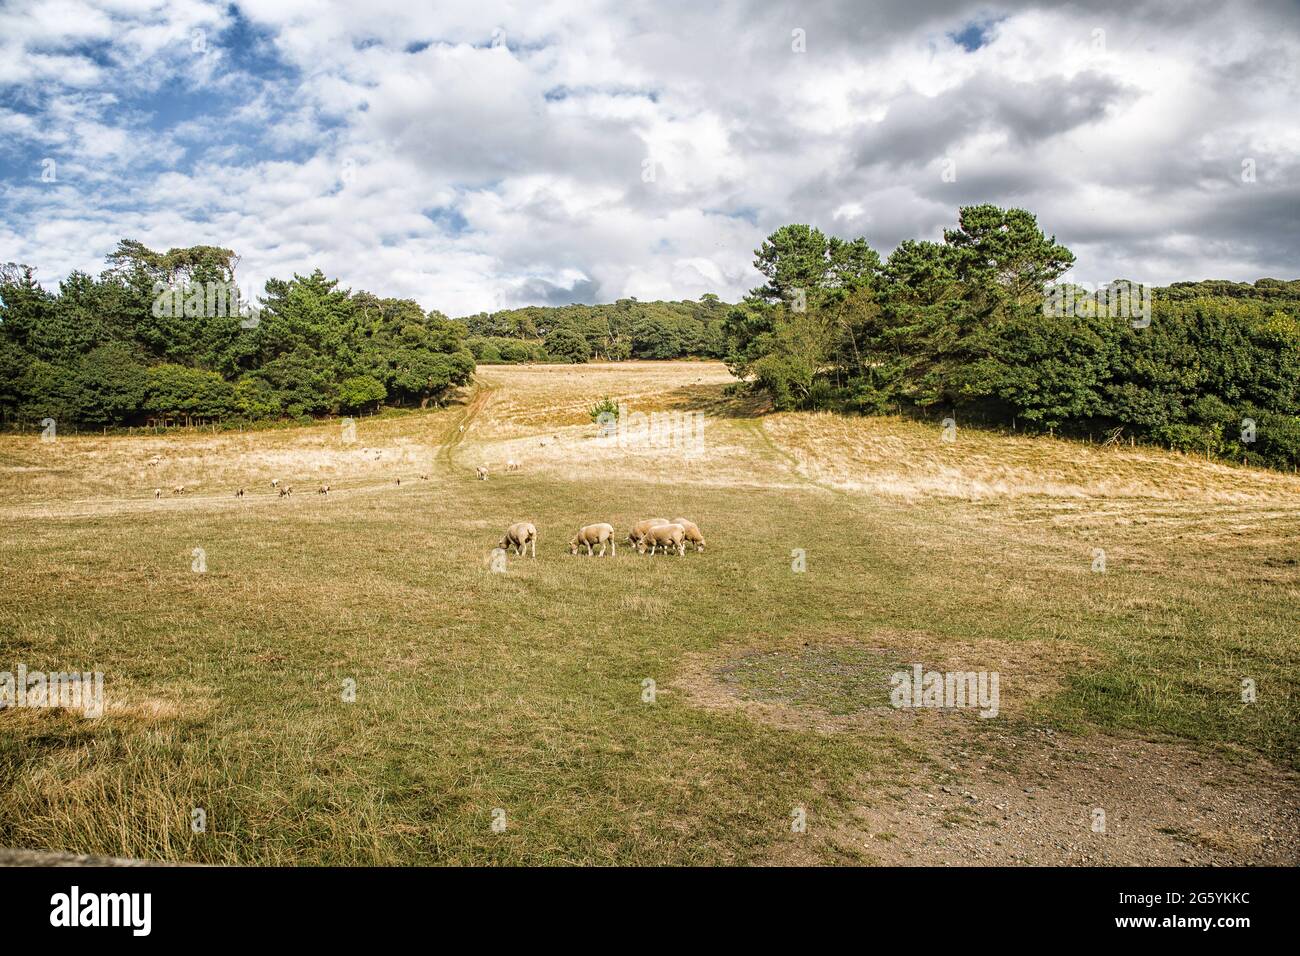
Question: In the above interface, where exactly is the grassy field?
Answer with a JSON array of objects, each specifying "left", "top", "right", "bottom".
[{"left": 1, "top": 361, "right": 1297, "bottom": 865}]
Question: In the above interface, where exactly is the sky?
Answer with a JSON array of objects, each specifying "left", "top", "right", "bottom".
[{"left": 0, "top": 0, "right": 1297, "bottom": 316}]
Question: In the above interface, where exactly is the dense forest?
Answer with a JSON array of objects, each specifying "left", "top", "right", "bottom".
[
  {"left": 456, "top": 297, "right": 729, "bottom": 364},
  {"left": 721, "top": 205, "right": 1300, "bottom": 470},
  {"left": 0, "top": 241, "right": 474, "bottom": 430}
]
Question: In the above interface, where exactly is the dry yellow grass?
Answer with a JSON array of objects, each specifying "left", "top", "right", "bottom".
[
  {"left": 457, "top": 362, "right": 800, "bottom": 489},
  {"left": 764, "top": 410, "right": 1300, "bottom": 504},
  {"left": 0, "top": 406, "right": 464, "bottom": 518}
]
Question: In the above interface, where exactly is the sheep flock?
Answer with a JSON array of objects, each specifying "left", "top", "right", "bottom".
[{"left": 494, "top": 517, "right": 706, "bottom": 560}]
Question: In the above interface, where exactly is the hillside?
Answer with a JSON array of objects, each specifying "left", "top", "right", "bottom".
[{"left": 1, "top": 361, "right": 1296, "bottom": 865}]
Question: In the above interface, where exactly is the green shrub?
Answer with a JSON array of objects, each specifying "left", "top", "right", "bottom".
[{"left": 588, "top": 396, "right": 619, "bottom": 422}]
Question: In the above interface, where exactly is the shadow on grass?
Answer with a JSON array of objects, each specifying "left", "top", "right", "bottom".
[{"left": 661, "top": 382, "right": 773, "bottom": 419}]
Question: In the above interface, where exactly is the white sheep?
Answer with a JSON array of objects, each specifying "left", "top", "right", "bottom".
[
  {"left": 271, "top": 479, "right": 280, "bottom": 489},
  {"left": 476, "top": 465, "right": 488, "bottom": 480},
  {"left": 318, "top": 484, "right": 330, "bottom": 495},
  {"left": 671, "top": 517, "right": 706, "bottom": 553},
  {"left": 627, "top": 518, "right": 670, "bottom": 547},
  {"left": 499, "top": 522, "right": 537, "bottom": 558},
  {"left": 570, "top": 523, "right": 616, "bottom": 557},
  {"left": 507, "top": 460, "right": 519, "bottom": 471},
  {"left": 638, "top": 523, "right": 686, "bottom": 557}
]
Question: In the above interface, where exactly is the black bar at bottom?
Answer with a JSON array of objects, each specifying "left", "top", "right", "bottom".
[{"left": 0, "top": 865, "right": 1279, "bottom": 941}]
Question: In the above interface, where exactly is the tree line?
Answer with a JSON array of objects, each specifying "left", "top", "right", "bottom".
[
  {"left": 456, "top": 297, "right": 730, "bottom": 364},
  {"left": 5, "top": 214, "right": 1296, "bottom": 469},
  {"left": 0, "top": 241, "right": 474, "bottom": 430},
  {"left": 721, "top": 205, "right": 1300, "bottom": 470}
]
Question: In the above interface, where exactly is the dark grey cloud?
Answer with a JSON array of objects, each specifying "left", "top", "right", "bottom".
[
  {"left": 852, "top": 72, "right": 1134, "bottom": 170},
  {"left": 515, "top": 275, "right": 601, "bottom": 306}
]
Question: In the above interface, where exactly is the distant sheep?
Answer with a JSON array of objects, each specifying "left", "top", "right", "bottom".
[
  {"left": 476, "top": 466, "right": 488, "bottom": 481},
  {"left": 628, "top": 518, "right": 670, "bottom": 547},
  {"left": 507, "top": 460, "right": 520, "bottom": 471},
  {"left": 271, "top": 479, "right": 280, "bottom": 489},
  {"left": 154, "top": 488, "right": 161, "bottom": 499},
  {"left": 570, "top": 523, "right": 616, "bottom": 557},
  {"left": 278, "top": 486, "right": 293, "bottom": 498},
  {"left": 499, "top": 522, "right": 537, "bottom": 558},
  {"left": 672, "top": 517, "right": 705, "bottom": 553},
  {"left": 172, "top": 485, "right": 186, "bottom": 496},
  {"left": 235, "top": 488, "right": 245, "bottom": 498},
  {"left": 318, "top": 484, "right": 330, "bottom": 495},
  {"left": 638, "top": 523, "right": 686, "bottom": 557}
]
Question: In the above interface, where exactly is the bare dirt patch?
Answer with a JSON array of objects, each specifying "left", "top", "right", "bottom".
[
  {"left": 818, "top": 729, "right": 1300, "bottom": 866},
  {"left": 674, "top": 636, "right": 1300, "bottom": 866},
  {"left": 673, "top": 630, "right": 1100, "bottom": 731}
]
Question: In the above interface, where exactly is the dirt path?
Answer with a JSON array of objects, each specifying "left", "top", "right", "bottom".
[
  {"left": 436, "top": 380, "right": 495, "bottom": 471},
  {"left": 674, "top": 644, "right": 1299, "bottom": 867},
  {"left": 825, "top": 727, "right": 1299, "bottom": 866}
]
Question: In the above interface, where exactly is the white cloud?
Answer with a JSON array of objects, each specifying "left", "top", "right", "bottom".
[{"left": 1, "top": 0, "right": 1296, "bottom": 316}]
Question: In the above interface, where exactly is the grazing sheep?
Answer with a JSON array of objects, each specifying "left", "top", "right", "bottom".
[
  {"left": 420, "top": 473, "right": 429, "bottom": 480},
  {"left": 154, "top": 488, "right": 161, "bottom": 499},
  {"left": 672, "top": 517, "right": 706, "bottom": 553},
  {"left": 172, "top": 485, "right": 186, "bottom": 496},
  {"left": 279, "top": 486, "right": 293, "bottom": 498},
  {"left": 318, "top": 484, "right": 330, "bottom": 495},
  {"left": 499, "top": 522, "right": 537, "bottom": 558},
  {"left": 638, "top": 523, "right": 686, "bottom": 557},
  {"left": 235, "top": 488, "right": 245, "bottom": 498},
  {"left": 507, "top": 460, "right": 519, "bottom": 472},
  {"left": 146, "top": 456, "right": 161, "bottom": 467},
  {"left": 570, "top": 523, "right": 616, "bottom": 557},
  {"left": 476, "top": 465, "right": 488, "bottom": 481},
  {"left": 628, "top": 518, "right": 670, "bottom": 547},
  {"left": 271, "top": 479, "right": 280, "bottom": 489}
]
